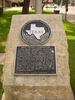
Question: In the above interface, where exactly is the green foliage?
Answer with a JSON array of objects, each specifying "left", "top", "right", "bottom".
[
  {"left": 53, "top": 0, "right": 70, "bottom": 5},
  {"left": 62, "top": 0, "right": 70, "bottom": 5},
  {"left": 53, "top": 0, "right": 61, "bottom": 5}
]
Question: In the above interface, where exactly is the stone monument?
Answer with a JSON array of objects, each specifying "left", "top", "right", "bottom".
[{"left": 2, "top": 14, "right": 71, "bottom": 100}]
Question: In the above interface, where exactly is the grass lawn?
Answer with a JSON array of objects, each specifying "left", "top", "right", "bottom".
[
  {"left": 0, "top": 10, "right": 75, "bottom": 98},
  {"left": 64, "top": 21, "right": 75, "bottom": 95},
  {"left": 0, "top": 10, "right": 22, "bottom": 42},
  {"left": 0, "top": 10, "right": 22, "bottom": 53},
  {"left": 0, "top": 64, "right": 3, "bottom": 99}
]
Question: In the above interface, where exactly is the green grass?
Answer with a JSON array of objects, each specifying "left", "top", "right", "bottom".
[
  {"left": 0, "top": 10, "right": 75, "bottom": 98},
  {"left": 43, "top": 9, "right": 53, "bottom": 14},
  {"left": 0, "top": 10, "right": 22, "bottom": 42},
  {"left": 0, "top": 10, "right": 22, "bottom": 53},
  {"left": 63, "top": 21, "right": 75, "bottom": 95},
  {"left": 0, "top": 42, "right": 5, "bottom": 53},
  {"left": 0, "top": 64, "right": 3, "bottom": 99}
]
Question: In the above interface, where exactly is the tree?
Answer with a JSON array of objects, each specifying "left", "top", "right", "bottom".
[
  {"left": 22, "top": 0, "right": 30, "bottom": 14},
  {"left": 53, "top": 0, "right": 61, "bottom": 5},
  {"left": 35, "top": 0, "right": 42, "bottom": 14},
  {"left": 65, "top": 0, "right": 69, "bottom": 20},
  {"left": 0, "top": 0, "right": 3, "bottom": 15}
]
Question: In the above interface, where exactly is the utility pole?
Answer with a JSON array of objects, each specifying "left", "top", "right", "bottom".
[{"left": 35, "top": 0, "right": 42, "bottom": 14}]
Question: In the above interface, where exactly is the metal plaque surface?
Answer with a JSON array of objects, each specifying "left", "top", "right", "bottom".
[
  {"left": 21, "top": 20, "right": 51, "bottom": 45},
  {"left": 14, "top": 46, "right": 56, "bottom": 75}
]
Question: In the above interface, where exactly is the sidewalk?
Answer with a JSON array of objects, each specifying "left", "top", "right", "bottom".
[
  {"left": 60, "top": 6, "right": 75, "bottom": 24},
  {"left": 60, "top": 6, "right": 75, "bottom": 15},
  {"left": 67, "top": 14, "right": 75, "bottom": 24}
]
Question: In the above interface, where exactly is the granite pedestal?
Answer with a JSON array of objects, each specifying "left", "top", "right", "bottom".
[{"left": 3, "top": 15, "right": 71, "bottom": 100}]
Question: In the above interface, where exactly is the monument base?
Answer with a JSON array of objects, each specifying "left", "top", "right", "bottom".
[
  {"left": 1, "top": 87, "right": 74, "bottom": 100},
  {"left": 3, "top": 14, "right": 71, "bottom": 100}
]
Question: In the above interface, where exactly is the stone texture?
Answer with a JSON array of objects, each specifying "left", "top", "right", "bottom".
[
  {"left": 1, "top": 93, "right": 5, "bottom": 100},
  {"left": 0, "top": 54, "right": 5, "bottom": 64},
  {"left": 3, "top": 15, "right": 71, "bottom": 100}
]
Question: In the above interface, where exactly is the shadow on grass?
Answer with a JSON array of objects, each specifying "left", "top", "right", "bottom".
[
  {"left": 64, "top": 21, "right": 75, "bottom": 37},
  {"left": 0, "top": 64, "right": 3, "bottom": 99},
  {"left": 68, "top": 40, "right": 75, "bottom": 96},
  {"left": 0, "top": 44, "right": 5, "bottom": 53}
]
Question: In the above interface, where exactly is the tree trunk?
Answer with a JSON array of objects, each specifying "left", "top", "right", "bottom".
[
  {"left": 35, "top": 0, "right": 42, "bottom": 14},
  {"left": 22, "top": 0, "right": 30, "bottom": 14},
  {"left": 8, "top": 0, "right": 12, "bottom": 7},
  {"left": 3, "top": 0, "right": 5, "bottom": 8},
  {"left": 65, "top": 0, "right": 68, "bottom": 20}
]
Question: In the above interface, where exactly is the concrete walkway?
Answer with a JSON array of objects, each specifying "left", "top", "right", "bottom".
[
  {"left": 67, "top": 14, "right": 75, "bottom": 24},
  {"left": 60, "top": 6, "right": 75, "bottom": 15},
  {"left": 62, "top": 14, "right": 75, "bottom": 24},
  {"left": 60, "top": 6, "right": 75, "bottom": 24}
]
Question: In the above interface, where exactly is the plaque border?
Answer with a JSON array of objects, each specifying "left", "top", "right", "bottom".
[
  {"left": 20, "top": 20, "right": 51, "bottom": 45},
  {"left": 14, "top": 45, "right": 57, "bottom": 76}
]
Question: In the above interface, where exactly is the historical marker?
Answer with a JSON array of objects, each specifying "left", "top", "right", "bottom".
[
  {"left": 14, "top": 46, "right": 56, "bottom": 75},
  {"left": 21, "top": 20, "right": 51, "bottom": 45}
]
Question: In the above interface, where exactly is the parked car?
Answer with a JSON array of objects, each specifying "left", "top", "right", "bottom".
[
  {"left": 43, "top": 3, "right": 59, "bottom": 11},
  {"left": 44, "top": 3, "right": 58, "bottom": 8},
  {"left": 43, "top": 3, "right": 60, "bottom": 14}
]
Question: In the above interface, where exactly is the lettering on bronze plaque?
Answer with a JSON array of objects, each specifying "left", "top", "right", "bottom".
[{"left": 14, "top": 46, "right": 56, "bottom": 75}]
